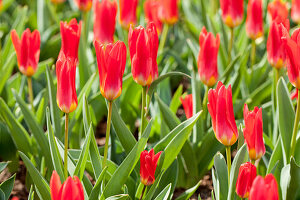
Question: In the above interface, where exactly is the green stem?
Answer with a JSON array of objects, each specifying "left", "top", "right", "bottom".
[
  {"left": 226, "top": 146, "right": 231, "bottom": 186},
  {"left": 139, "top": 185, "right": 146, "bottom": 200},
  {"left": 82, "top": 11, "right": 88, "bottom": 42},
  {"left": 103, "top": 101, "right": 113, "bottom": 168},
  {"left": 275, "top": 68, "right": 280, "bottom": 84},
  {"left": 64, "top": 113, "right": 69, "bottom": 178},
  {"left": 290, "top": 89, "right": 300, "bottom": 159},
  {"left": 250, "top": 40, "right": 256, "bottom": 75},
  {"left": 202, "top": 86, "right": 209, "bottom": 131},
  {"left": 140, "top": 86, "right": 147, "bottom": 139},
  {"left": 228, "top": 28, "right": 234, "bottom": 64},
  {"left": 251, "top": 159, "right": 255, "bottom": 165},
  {"left": 27, "top": 76, "right": 35, "bottom": 113},
  {"left": 158, "top": 24, "right": 169, "bottom": 53}
]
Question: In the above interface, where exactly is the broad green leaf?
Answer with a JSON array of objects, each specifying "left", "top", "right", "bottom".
[
  {"left": 169, "top": 84, "right": 183, "bottom": 114},
  {"left": 106, "top": 194, "right": 130, "bottom": 200},
  {"left": 0, "top": 52, "right": 16, "bottom": 94},
  {"left": 89, "top": 167, "right": 107, "bottom": 200},
  {"left": 213, "top": 153, "right": 228, "bottom": 200},
  {"left": 0, "top": 162, "right": 8, "bottom": 173},
  {"left": 175, "top": 180, "right": 202, "bottom": 200},
  {"left": 221, "top": 54, "right": 241, "bottom": 84},
  {"left": 0, "top": 190, "right": 5, "bottom": 200},
  {"left": 154, "top": 184, "right": 172, "bottom": 200},
  {"left": 267, "top": 136, "right": 283, "bottom": 178},
  {"left": 36, "top": 89, "right": 48, "bottom": 126},
  {"left": 0, "top": 174, "right": 15, "bottom": 200},
  {"left": 191, "top": 69, "right": 202, "bottom": 142}
]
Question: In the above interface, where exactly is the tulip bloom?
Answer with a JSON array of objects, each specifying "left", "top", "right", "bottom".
[
  {"left": 292, "top": 0, "right": 300, "bottom": 24},
  {"left": 158, "top": 0, "right": 179, "bottom": 25},
  {"left": 180, "top": 94, "right": 193, "bottom": 119},
  {"left": 140, "top": 149, "right": 162, "bottom": 186},
  {"left": 220, "top": 0, "right": 244, "bottom": 28},
  {"left": 50, "top": 171, "right": 84, "bottom": 200},
  {"left": 197, "top": 26, "right": 219, "bottom": 87},
  {"left": 119, "top": 0, "right": 138, "bottom": 28},
  {"left": 267, "top": 0, "right": 288, "bottom": 23},
  {"left": 94, "top": 40, "right": 126, "bottom": 101},
  {"left": 243, "top": 104, "right": 265, "bottom": 161},
  {"left": 144, "top": 0, "right": 163, "bottom": 34},
  {"left": 249, "top": 174, "right": 279, "bottom": 200},
  {"left": 93, "top": 0, "right": 117, "bottom": 44},
  {"left": 236, "top": 162, "right": 257, "bottom": 198},
  {"left": 246, "top": 0, "right": 263, "bottom": 40},
  {"left": 11, "top": 29, "right": 41, "bottom": 77},
  {"left": 129, "top": 23, "right": 159, "bottom": 86},
  {"left": 281, "top": 27, "right": 300, "bottom": 89},
  {"left": 74, "top": 0, "right": 92, "bottom": 12},
  {"left": 207, "top": 81, "right": 238, "bottom": 146},
  {"left": 267, "top": 19, "right": 289, "bottom": 69}
]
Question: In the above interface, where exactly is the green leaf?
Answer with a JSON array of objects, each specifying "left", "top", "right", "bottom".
[
  {"left": 0, "top": 174, "right": 15, "bottom": 200},
  {"left": 267, "top": 136, "right": 283, "bottom": 177},
  {"left": 0, "top": 162, "right": 8, "bottom": 173},
  {"left": 28, "top": 186, "right": 34, "bottom": 200},
  {"left": 36, "top": 89, "right": 48, "bottom": 126},
  {"left": 154, "top": 184, "right": 172, "bottom": 200},
  {"left": 170, "top": 85, "right": 183, "bottom": 114},
  {"left": 19, "top": 151, "right": 51, "bottom": 200},
  {"left": 221, "top": 54, "right": 241, "bottom": 83},
  {"left": 89, "top": 167, "right": 108, "bottom": 200},
  {"left": 106, "top": 194, "right": 131, "bottom": 200},
  {"left": 0, "top": 52, "right": 16, "bottom": 94},
  {"left": 143, "top": 171, "right": 164, "bottom": 200},
  {"left": 213, "top": 153, "right": 228, "bottom": 200},
  {"left": 175, "top": 180, "right": 202, "bottom": 200},
  {"left": 237, "top": 124, "right": 244, "bottom": 150}
]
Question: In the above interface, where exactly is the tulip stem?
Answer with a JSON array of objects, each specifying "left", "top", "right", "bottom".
[
  {"left": 250, "top": 40, "right": 256, "bottom": 75},
  {"left": 290, "top": 89, "right": 300, "bottom": 159},
  {"left": 64, "top": 113, "right": 69, "bottom": 178},
  {"left": 202, "top": 86, "right": 209, "bottom": 131},
  {"left": 27, "top": 77, "right": 35, "bottom": 113},
  {"left": 226, "top": 146, "right": 231, "bottom": 185},
  {"left": 103, "top": 101, "right": 113, "bottom": 169},
  {"left": 228, "top": 28, "right": 234, "bottom": 64},
  {"left": 139, "top": 185, "right": 146, "bottom": 200},
  {"left": 140, "top": 86, "right": 147, "bottom": 139},
  {"left": 159, "top": 24, "right": 169, "bottom": 53}
]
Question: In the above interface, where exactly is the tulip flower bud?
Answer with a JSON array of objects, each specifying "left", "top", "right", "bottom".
[
  {"left": 267, "top": 0, "right": 288, "bottom": 23},
  {"left": 50, "top": 171, "right": 84, "bottom": 200},
  {"left": 180, "top": 94, "right": 193, "bottom": 119},
  {"left": 207, "top": 81, "right": 238, "bottom": 146},
  {"left": 129, "top": 23, "right": 159, "bottom": 86},
  {"left": 220, "top": 0, "right": 244, "bottom": 28},
  {"left": 246, "top": 0, "right": 263, "bottom": 40},
  {"left": 236, "top": 162, "right": 257, "bottom": 198},
  {"left": 249, "top": 174, "right": 279, "bottom": 200},
  {"left": 267, "top": 19, "right": 289, "bottom": 69},
  {"left": 140, "top": 149, "right": 162, "bottom": 186},
  {"left": 94, "top": 40, "right": 127, "bottom": 101},
  {"left": 158, "top": 0, "right": 179, "bottom": 25},
  {"left": 119, "top": 0, "right": 138, "bottom": 28},
  {"left": 292, "top": 0, "right": 300, "bottom": 24},
  {"left": 144, "top": 0, "right": 163, "bottom": 34},
  {"left": 11, "top": 29, "right": 41, "bottom": 77},
  {"left": 93, "top": 0, "right": 117, "bottom": 44},
  {"left": 74, "top": 0, "right": 92, "bottom": 12},
  {"left": 243, "top": 104, "right": 265, "bottom": 161},
  {"left": 197, "top": 26, "right": 219, "bottom": 87}
]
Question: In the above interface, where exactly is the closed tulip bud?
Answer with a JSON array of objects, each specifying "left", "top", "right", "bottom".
[
  {"left": 74, "top": 0, "right": 92, "bottom": 12},
  {"left": 60, "top": 18, "right": 81, "bottom": 61},
  {"left": 56, "top": 53, "right": 78, "bottom": 113},
  {"left": 267, "top": 0, "right": 288, "bottom": 23},
  {"left": 140, "top": 149, "right": 162, "bottom": 186},
  {"left": 281, "top": 26, "right": 300, "bottom": 89},
  {"left": 197, "top": 26, "right": 219, "bottom": 87},
  {"left": 119, "top": 0, "right": 138, "bottom": 28},
  {"left": 236, "top": 162, "right": 257, "bottom": 198},
  {"left": 144, "top": 0, "right": 163, "bottom": 34},
  {"left": 94, "top": 40, "right": 127, "bottom": 101},
  {"left": 93, "top": 0, "right": 117, "bottom": 44},
  {"left": 249, "top": 174, "right": 279, "bottom": 200},
  {"left": 243, "top": 104, "right": 265, "bottom": 161},
  {"left": 158, "top": 0, "right": 179, "bottom": 25},
  {"left": 267, "top": 19, "right": 289, "bottom": 69},
  {"left": 180, "top": 94, "right": 193, "bottom": 119},
  {"left": 246, "top": 0, "right": 263, "bottom": 40},
  {"left": 129, "top": 23, "right": 159, "bottom": 86},
  {"left": 292, "top": 0, "right": 300, "bottom": 24},
  {"left": 220, "top": 0, "right": 244, "bottom": 28},
  {"left": 207, "top": 81, "right": 238, "bottom": 146},
  {"left": 11, "top": 29, "right": 41, "bottom": 77},
  {"left": 50, "top": 171, "right": 84, "bottom": 200}
]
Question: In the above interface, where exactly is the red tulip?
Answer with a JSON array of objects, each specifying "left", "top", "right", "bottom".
[
  {"left": 243, "top": 104, "right": 265, "bottom": 161},
  {"left": 292, "top": 0, "right": 300, "bottom": 24},
  {"left": 94, "top": 40, "right": 127, "bottom": 101},
  {"left": 144, "top": 0, "right": 163, "bottom": 34},
  {"left": 93, "top": 0, "right": 117, "bottom": 44},
  {"left": 56, "top": 53, "right": 78, "bottom": 113},
  {"left": 267, "top": 19, "right": 289, "bottom": 69},
  {"left": 291, "top": 89, "right": 298, "bottom": 100},
  {"left": 267, "top": 0, "right": 288, "bottom": 23},
  {"left": 220, "top": 0, "right": 244, "bottom": 28},
  {"left": 246, "top": 0, "right": 263, "bottom": 40},
  {"left": 11, "top": 197, "right": 19, "bottom": 200},
  {"left": 281, "top": 26, "right": 300, "bottom": 89},
  {"left": 119, "top": 0, "right": 138, "bottom": 28},
  {"left": 140, "top": 149, "right": 162, "bottom": 186},
  {"left": 180, "top": 94, "right": 193, "bottom": 119},
  {"left": 74, "top": 0, "right": 92, "bottom": 12},
  {"left": 197, "top": 26, "right": 219, "bottom": 87},
  {"left": 236, "top": 162, "right": 257, "bottom": 198},
  {"left": 59, "top": 18, "right": 81, "bottom": 62},
  {"left": 11, "top": 29, "right": 41, "bottom": 77},
  {"left": 249, "top": 174, "right": 279, "bottom": 200},
  {"left": 158, "top": 0, "right": 179, "bottom": 25},
  {"left": 207, "top": 81, "right": 238, "bottom": 146},
  {"left": 129, "top": 23, "right": 159, "bottom": 86},
  {"left": 50, "top": 171, "right": 84, "bottom": 200}
]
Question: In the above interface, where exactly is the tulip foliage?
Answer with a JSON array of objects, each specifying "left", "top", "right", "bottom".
[{"left": 0, "top": 0, "right": 300, "bottom": 200}]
